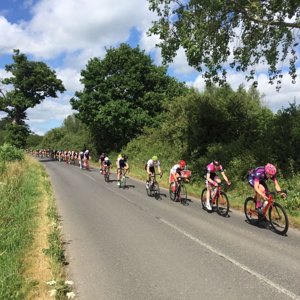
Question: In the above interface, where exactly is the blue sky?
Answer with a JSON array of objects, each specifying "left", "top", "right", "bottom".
[{"left": 1, "top": 0, "right": 300, "bottom": 135}]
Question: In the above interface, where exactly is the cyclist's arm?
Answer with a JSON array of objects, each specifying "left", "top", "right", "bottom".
[
  {"left": 220, "top": 171, "right": 230, "bottom": 185},
  {"left": 146, "top": 164, "right": 151, "bottom": 175},
  {"left": 157, "top": 165, "right": 162, "bottom": 175},
  {"left": 274, "top": 178, "right": 286, "bottom": 197}
]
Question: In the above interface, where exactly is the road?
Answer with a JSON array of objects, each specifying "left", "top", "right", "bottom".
[{"left": 41, "top": 159, "right": 300, "bottom": 300}]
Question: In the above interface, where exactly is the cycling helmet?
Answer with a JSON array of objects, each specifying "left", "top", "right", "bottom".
[
  {"left": 179, "top": 160, "right": 186, "bottom": 168},
  {"left": 152, "top": 155, "right": 158, "bottom": 161},
  {"left": 104, "top": 157, "right": 109, "bottom": 161},
  {"left": 265, "top": 163, "right": 277, "bottom": 176},
  {"left": 213, "top": 160, "right": 220, "bottom": 166},
  {"left": 118, "top": 154, "right": 122, "bottom": 158}
]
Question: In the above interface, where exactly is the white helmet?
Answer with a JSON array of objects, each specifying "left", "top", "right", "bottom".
[{"left": 104, "top": 157, "right": 109, "bottom": 161}]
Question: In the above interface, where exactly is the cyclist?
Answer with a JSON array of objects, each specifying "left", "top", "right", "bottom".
[
  {"left": 145, "top": 155, "right": 162, "bottom": 189},
  {"left": 99, "top": 152, "right": 106, "bottom": 173},
  {"left": 205, "top": 160, "right": 231, "bottom": 211},
  {"left": 83, "top": 149, "right": 90, "bottom": 170},
  {"left": 103, "top": 156, "right": 112, "bottom": 174},
  {"left": 116, "top": 154, "right": 129, "bottom": 186},
  {"left": 169, "top": 160, "right": 187, "bottom": 192},
  {"left": 247, "top": 163, "right": 286, "bottom": 216}
]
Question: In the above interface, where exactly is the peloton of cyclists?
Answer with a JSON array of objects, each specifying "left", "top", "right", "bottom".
[
  {"left": 116, "top": 154, "right": 129, "bottom": 186},
  {"left": 247, "top": 163, "right": 286, "bottom": 216},
  {"left": 205, "top": 160, "right": 231, "bottom": 212},
  {"left": 145, "top": 155, "right": 162, "bottom": 189}
]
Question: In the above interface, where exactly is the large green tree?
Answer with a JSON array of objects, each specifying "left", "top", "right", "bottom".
[
  {"left": 71, "top": 43, "right": 188, "bottom": 151},
  {"left": 0, "top": 49, "right": 65, "bottom": 148},
  {"left": 148, "top": 0, "right": 300, "bottom": 88}
]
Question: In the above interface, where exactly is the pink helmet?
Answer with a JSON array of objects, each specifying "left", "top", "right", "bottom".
[{"left": 265, "top": 163, "right": 277, "bottom": 176}]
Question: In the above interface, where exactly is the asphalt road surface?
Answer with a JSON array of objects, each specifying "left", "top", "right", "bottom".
[{"left": 41, "top": 159, "right": 300, "bottom": 300}]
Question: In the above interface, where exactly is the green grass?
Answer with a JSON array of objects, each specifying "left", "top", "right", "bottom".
[
  {"left": 0, "top": 156, "right": 73, "bottom": 299},
  {"left": 0, "top": 160, "right": 41, "bottom": 299}
]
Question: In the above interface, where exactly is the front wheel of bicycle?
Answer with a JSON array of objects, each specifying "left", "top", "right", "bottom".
[
  {"left": 146, "top": 182, "right": 151, "bottom": 196},
  {"left": 244, "top": 197, "right": 259, "bottom": 224},
  {"left": 169, "top": 183, "right": 176, "bottom": 201},
  {"left": 216, "top": 191, "right": 229, "bottom": 216},
  {"left": 268, "top": 202, "right": 289, "bottom": 235},
  {"left": 200, "top": 188, "right": 212, "bottom": 210},
  {"left": 104, "top": 172, "right": 110, "bottom": 182},
  {"left": 179, "top": 184, "right": 187, "bottom": 205},
  {"left": 151, "top": 182, "right": 160, "bottom": 200}
]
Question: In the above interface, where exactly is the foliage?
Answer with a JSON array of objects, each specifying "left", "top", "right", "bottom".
[
  {"left": 71, "top": 43, "right": 188, "bottom": 152},
  {"left": 148, "top": 0, "right": 300, "bottom": 88},
  {"left": 26, "top": 133, "right": 43, "bottom": 149},
  {"left": 40, "top": 114, "right": 95, "bottom": 154},
  {"left": 0, "top": 143, "right": 24, "bottom": 161},
  {"left": 0, "top": 49, "right": 65, "bottom": 148}
]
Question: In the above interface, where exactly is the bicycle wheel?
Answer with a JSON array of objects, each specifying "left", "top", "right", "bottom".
[
  {"left": 146, "top": 181, "right": 151, "bottom": 196},
  {"left": 122, "top": 175, "right": 126, "bottom": 189},
  {"left": 216, "top": 191, "right": 229, "bottom": 216},
  {"left": 200, "top": 188, "right": 212, "bottom": 210},
  {"left": 268, "top": 202, "right": 289, "bottom": 235},
  {"left": 179, "top": 184, "right": 188, "bottom": 205},
  {"left": 169, "top": 183, "right": 176, "bottom": 201},
  {"left": 244, "top": 197, "right": 259, "bottom": 223},
  {"left": 152, "top": 182, "right": 161, "bottom": 200},
  {"left": 104, "top": 172, "right": 110, "bottom": 182}
]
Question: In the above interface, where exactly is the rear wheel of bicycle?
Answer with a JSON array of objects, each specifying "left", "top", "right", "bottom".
[
  {"left": 169, "top": 183, "right": 176, "bottom": 201},
  {"left": 179, "top": 184, "right": 188, "bottom": 205},
  {"left": 244, "top": 197, "right": 259, "bottom": 223},
  {"left": 268, "top": 202, "right": 289, "bottom": 235},
  {"left": 216, "top": 191, "right": 229, "bottom": 216}
]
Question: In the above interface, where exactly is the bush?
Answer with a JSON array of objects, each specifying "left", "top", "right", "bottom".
[{"left": 0, "top": 143, "right": 24, "bottom": 162}]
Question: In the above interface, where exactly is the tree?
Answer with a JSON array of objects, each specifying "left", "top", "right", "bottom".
[
  {"left": 0, "top": 49, "right": 65, "bottom": 148},
  {"left": 148, "top": 0, "right": 300, "bottom": 88},
  {"left": 71, "top": 43, "right": 187, "bottom": 151}
]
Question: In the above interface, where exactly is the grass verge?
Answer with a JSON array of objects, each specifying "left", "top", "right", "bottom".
[{"left": 0, "top": 156, "right": 74, "bottom": 299}]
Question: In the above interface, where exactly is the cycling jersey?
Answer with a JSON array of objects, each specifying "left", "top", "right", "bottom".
[
  {"left": 206, "top": 162, "right": 224, "bottom": 174},
  {"left": 117, "top": 158, "right": 127, "bottom": 169},
  {"left": 248, "top": 166, "right": 276, "bottom": 187},
  {"left": 104, "top": 160, "right": 112, "bottom": 166},
  {"left": 147, "top": 159, "right": 161, "bottom": 168}
]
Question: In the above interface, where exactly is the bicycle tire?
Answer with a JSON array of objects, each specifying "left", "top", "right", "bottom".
[
  {"left": 146, "top": 182, "right": 151, "bottom": 196},
  {"left": 104, "top": 172, "right": 110, "bottom": 182},
  {"left": 268, "top": 202, "right": 289, "bottom": 235},
  {"left": 169, "top": 183, "right": 176, "bottom": 201},
  {"left": 152, "top": 182, "right": 160, "bottom": 200},
  {"left": 244, "top": 197, "right": 259, "bottom": 223},
  {"left": 216, "top": 191, "right": 229, "bottom": 216},
  {"left": 200, "top": 188, "right": 212, "bottom": 210},
  {"left": 179, "top": 184, "right": 188, "bottom": 205}
]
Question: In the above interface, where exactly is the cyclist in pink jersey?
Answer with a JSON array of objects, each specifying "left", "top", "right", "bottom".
[
  {"left": 205, "top": 160, "right": 231, "bottom": 211},
  {"left": 247, "top": 163, "right": 286, "bottom": 215}
]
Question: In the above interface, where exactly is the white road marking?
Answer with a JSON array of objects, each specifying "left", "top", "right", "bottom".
[{"left": 160, "top": 218, "right": 300, "bottom": 300}]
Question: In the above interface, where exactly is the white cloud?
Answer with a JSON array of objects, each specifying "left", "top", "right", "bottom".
[{"left": 56, "top": 68, "right": 82, "bottom": 93}]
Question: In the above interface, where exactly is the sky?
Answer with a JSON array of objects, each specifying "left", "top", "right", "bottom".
[{"left": 0, "top": 0, "right": 300, "bottom": 136}]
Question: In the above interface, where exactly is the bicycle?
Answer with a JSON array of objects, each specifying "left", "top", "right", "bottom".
[
  {"left": 244, "top": 190, "right": 289, "bottom": 235},
  {"left": 169, "top": 170, "right": 191, "bottom": 205},
  {"left": 201, "top": 183, "right": 230, "bottom": 216},
  {"left": 102, "top": 166, "right": 110, "bottom": 183},
  {"left": 146, "top": 174, "right": 161, "bottom": 199},
  {"left": 118, "top": 168, "right": 128, "bottom": 189}
]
